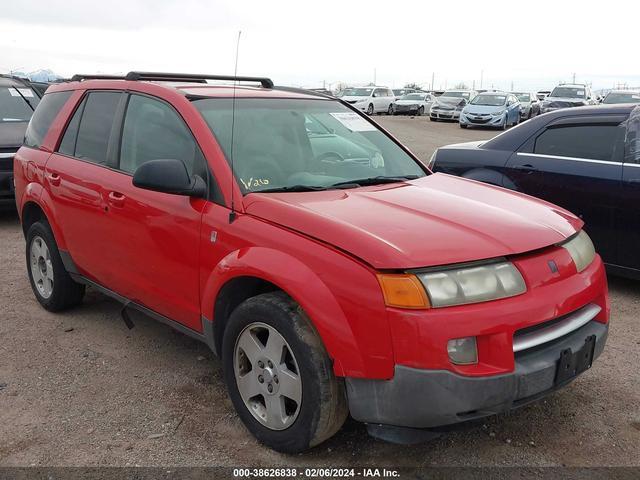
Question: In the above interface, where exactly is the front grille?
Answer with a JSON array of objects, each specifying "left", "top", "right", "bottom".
[{"left": 469, "top": 117, "right": 491, "bottom": 124}]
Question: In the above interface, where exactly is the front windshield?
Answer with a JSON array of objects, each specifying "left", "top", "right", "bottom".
[
  {"left": 0, "top": 86, "right": 40, "bottom": 122},
  {"left": 401, "top": 94, "right": 424, "bottom": 100},
  {"left": 193, "top": 98, "right": 426, "bottom": 194},
  {"left": 442, "top": 91, "right": 470, "bottom": 99},
  {"left": 550, "top": 87, "right": 586, "bottom": 98},
  {"left": 470, "top": 94, "right": 507, "bottom": 106},
  {"left": 603, "top": 92, "right": 640, "bottom": 104},
  {"left": 516, "top": 93, "right": 530, "bottom": 102},
  {"left": 341, "top": 88, "right": 373, "bottom": 97}
]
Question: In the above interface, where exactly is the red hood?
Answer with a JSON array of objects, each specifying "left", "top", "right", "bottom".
[{"left": 244, "top": 173, "right": 583, "bottom": 269}]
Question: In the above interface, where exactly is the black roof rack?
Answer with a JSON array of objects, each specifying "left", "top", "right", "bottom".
[
  {"left": 69, "top": 71, "right": 274, "bottom": 88},
  {"left": 125, "top": 71, "right": 274, "bottom": 88}
]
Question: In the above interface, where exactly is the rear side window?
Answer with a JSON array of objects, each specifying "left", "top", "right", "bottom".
[
  {"left": 118, "top": 94, "right": 200, "bottom": 174},
  {"left": 534, "top": 125, "right": 622, "bottom": 162},
  {"left": 24, "top": 91, "right": 72, "bottom": 148},
  {"left": 59, "top": 91, "right": 121, "bottom": 164}
]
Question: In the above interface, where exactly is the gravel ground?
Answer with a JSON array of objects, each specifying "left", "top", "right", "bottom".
[{"left": 1, "top": 116, "right": 639, "bottom": 467}]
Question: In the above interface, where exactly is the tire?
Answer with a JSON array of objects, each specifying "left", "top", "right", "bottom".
[
  {"left": 501, "top": 116, "right": 508, "bottom": 130},
  {"left": 222, "top": 292, "right": 348, "bottom": 453},
  {"left": 417, "top": 106, "right": 424, "bottom": 116},
  {"left": 26, "top": 221, "right": 85, "bottom": 312},
  {"left": 366, "top": 103, "right": 374, "bottom": 115},
  {"left": 460, "top": 124, "right": 467, "bottom": 129},
  {"left": 387, "top": 104, "right": 394, "bottom": 115},
  {"left": 430, "top": 117, "right": 437, "bottom": 122}
]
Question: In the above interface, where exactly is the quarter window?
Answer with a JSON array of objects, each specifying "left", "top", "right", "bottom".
[
  {"left": 58, "top": 91, "right": 122, "bottom": 164},
  {"left": 24, "top": 91, "right": 72, "bottom": 148},
  {"left": 534, "top": 125, "right": 623, "bottom": 162},
  {"left": 119, "top": 94, "right": 201, "bottom": 175}
]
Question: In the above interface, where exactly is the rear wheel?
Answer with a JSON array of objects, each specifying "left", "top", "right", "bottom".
[
  {"left": 26, "top": 221, "right": 85, "bottom": 312},
  {"left": 366, "top": 103, "right": 374, "bottom": 115},
  {"left": 222, "top": 292, "right": 348, "bottom": 453}
]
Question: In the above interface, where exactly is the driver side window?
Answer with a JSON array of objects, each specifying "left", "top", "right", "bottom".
[{"left": 118, "top": 94, "right": 201, "bottom": 175}]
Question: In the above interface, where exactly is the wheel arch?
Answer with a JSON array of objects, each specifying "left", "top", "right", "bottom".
[
  {"left": 19, "top": 187, "right": 68, "bottom": 250},
  {"left": 203, "top": 247, "right": 367, "bottom": 377}
]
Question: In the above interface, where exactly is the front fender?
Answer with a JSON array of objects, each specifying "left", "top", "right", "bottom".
[
  {"left": 201, "top": 247, "right": 368, "bottom": 378},
  {"left": 462, "top": 167, "right": 517, "bottom": 190}
]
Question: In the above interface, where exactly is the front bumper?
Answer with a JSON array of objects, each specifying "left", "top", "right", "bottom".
[
  {"left": 430, "top": 109, "right": 460, "bottom": 120},
  {"left": 395, "top": 104, "right": 420, "bottom": 114},
  {"left": 347, "top": 318, "right": 608, "bottom": 428},
  {"left": 459, "top": 112, "right": 504, "bottom": 127}
]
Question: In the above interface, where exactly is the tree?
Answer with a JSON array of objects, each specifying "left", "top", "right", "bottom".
[
  {"left": 404, "top": 82, "right": 422, "bottom": 90},
  {"left": 454, "top": 82, "right": 469, "bottom": 89}
]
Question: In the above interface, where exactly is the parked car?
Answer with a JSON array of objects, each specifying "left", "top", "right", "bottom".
[
  {"left": 0, "top": 75, "right": 42, "bottom": 205},
  {"left": 431, "top": 104, "right": 640, "bottom": 278},
  {"left": 459, "top": 92, "right": 520, "bottom": 130},
  {"left": 339, "top": 86, "right": 395, "bottom": 115},
  {"left": 540, "top": 83, "right": 598, "bottom": 114},
  {"left": 392, "top": 88, "right": 419, "bottom": 101},
  {"left": 536, "top": 90, "right": 551, "bottom": 101},
  {"left": 601, "top": 90, "right": 640, "bottom": 105},
  {"left": 429, "top": 89, "right": 477, "bottom": 121},
  {"left": 393, "top": 92, "right": 432, "bottom": 116},
  {"left": 15, "top": 72, "right": 609, "bottom": 452},
  {"left": 512, "top": 91, "right": 540, "bottom": 119}
]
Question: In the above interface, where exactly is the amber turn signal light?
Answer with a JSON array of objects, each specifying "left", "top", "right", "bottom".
[{"left": 377, "top": 274, "right": 431, "bottom": 309}]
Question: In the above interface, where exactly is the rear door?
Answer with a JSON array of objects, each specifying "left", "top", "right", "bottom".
[
  {"left": 46, "top": 90, "right": 125, "bottom": 282},
  {"left": 506, "top": 115, "right": 626, "bottom": 265},
  {"left": 620, "top": 107, "right": 640, "bottom": 272}
]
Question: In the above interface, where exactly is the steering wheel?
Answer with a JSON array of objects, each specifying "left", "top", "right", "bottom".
[{"left": 316, "top": 152, "right": 345, "bottom": 163}]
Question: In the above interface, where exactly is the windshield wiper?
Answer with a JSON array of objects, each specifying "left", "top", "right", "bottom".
[
  {"left": 11, "top": 87, "right": 35, "bottom": 111},
  {"left": 329, "top": 175, "right": 420, "bottom": 188},
  {"left": 253, "top": 184, "right": 329, "bottom": 193}
]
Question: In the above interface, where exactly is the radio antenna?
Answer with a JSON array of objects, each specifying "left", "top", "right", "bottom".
[{"left": 228, "top": 30, "right": 241, "bottom": 224}]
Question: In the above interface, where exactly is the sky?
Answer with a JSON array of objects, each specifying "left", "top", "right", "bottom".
[{"left": 1, "top": 0, "right": 639, "bottom": 92}]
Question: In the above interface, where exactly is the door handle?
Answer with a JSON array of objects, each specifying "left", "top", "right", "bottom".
[
  {"left": 107, "top": 191, "right": 126, "bottom": 208},
  {"left": 47, "top": 172, "right": 61, "bottom": 186},
  {"left": 515, "top": 164, "right": 538, "bottom": 172}
]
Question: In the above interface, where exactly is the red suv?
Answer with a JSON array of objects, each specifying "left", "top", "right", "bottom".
[{"left": 14, "top": 72, "right": 609, "bottom": 453}]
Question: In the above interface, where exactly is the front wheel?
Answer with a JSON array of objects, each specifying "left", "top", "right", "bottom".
[
  {"left": 366, "top": 103, "right": 374, "bottom": 115},
  {"left": 501, "top": 116, "right": 508, "bottom": 130},
  {"left": 459, "top": 123, "right": 468, "bottom": 129},
  {"left": 222, "top": 292, "right": 348, "bottom": 453},
  {"left": 387, "top": 104, "right": 394, "bottom": 115},
  {"left": 417, "top": 106, "right": 424, "bottom": 116},
  {"left": 26, "top": 221, "right": 85, "bottom": 311}
]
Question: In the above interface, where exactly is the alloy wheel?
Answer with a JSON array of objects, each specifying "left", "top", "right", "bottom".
[
  {"left": 234, "top": 322, "right": 302, "bottom": 430},
  {"left": 30, "top": 235, "right": 54, "bottom": 299}
]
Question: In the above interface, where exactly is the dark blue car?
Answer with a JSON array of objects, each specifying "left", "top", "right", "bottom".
[{"left": 430, "top": 104, "right": 640, "bottom": 278}]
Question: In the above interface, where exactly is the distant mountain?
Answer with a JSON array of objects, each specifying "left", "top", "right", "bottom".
[{"left": 7, "top": 69, "right": 63, "bottom": 82}]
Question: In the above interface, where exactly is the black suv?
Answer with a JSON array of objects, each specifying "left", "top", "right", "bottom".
[{"left": 0, "top": 75, "right": 42, "bottom": 204}]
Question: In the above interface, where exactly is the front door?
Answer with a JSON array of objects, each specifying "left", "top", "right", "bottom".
[
  {"left": 507, "top": 115, "right": 626, "bottom": 265},
  {"left": 101, "top": 93, "right": 210, "bottom": 330},
  {"left": 619, "top": 108, "right": 640, "bottom": 272}
]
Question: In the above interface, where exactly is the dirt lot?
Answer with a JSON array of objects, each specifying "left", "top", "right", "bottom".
[{"left": 1, "top": 116, "right": 639, "bottom": 468}]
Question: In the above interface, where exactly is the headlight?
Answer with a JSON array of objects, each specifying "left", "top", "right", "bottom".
[
  {"left": 417, "top": 261, "right": 526, "bottom": 308},
  {"left": 559, "top": 230, "right": 596, "bottom": 272},
  {"left": 491, "top": 110, "right": 506, "bottom": 116}
]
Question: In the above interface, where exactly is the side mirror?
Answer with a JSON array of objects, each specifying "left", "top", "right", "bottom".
[{"left": 133, "top": 159, "right": 206, "bottom": 198}]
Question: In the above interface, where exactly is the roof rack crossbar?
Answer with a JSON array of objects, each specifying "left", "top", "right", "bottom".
[{"left": 124, "top": 71, "right": 274, "bottom": 88}]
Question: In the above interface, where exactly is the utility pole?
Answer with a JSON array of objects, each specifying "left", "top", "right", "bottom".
[
  {"left": 431, "top": 72, "right": 435, "bottom": 92},
  {"left": 510, "top": 80, "right": 514, "bottom": 91},
  {"left": 480, "top": 69, "right": 484, "bottom": 88},
  {"left": 373, "top": 68, "right": 376, "bottom": 85},
  {"left": 572, "top": 72, "right": 576, "bottom": 83}
]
